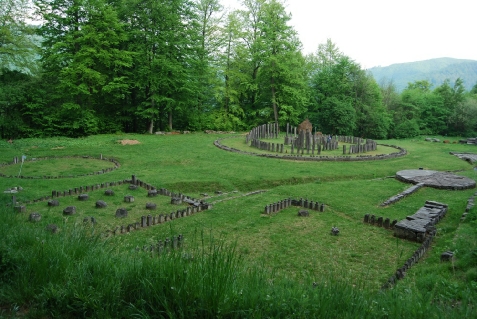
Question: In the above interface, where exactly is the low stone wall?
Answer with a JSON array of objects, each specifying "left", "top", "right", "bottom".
[
  {"left": 137, "top": 235, "right": 184, "bottom": 253},
  {"left": 215, "top": 136, "right": 407, "bottom": 162},
  {"left": 458, "top": 137, "right": 477, "bottom": 145},
  {"left": 19, "top": 179, "right": 130, "bottom": 204},
  {"left": 363, "top": 214, "right": 397, "bottom": 229},
  {"left": 461, "top": 191, "right": 477, "bottom": 221},
  {"left": 0, "top": 155, "right": 120, "bottom": 179},
  {"left": 263, "top": 197, "right": 325, "bottom": 215},
  {"left": 450, "top": 152, "right": 477, "bottom": 164},
  {"left": 109, "top": 205, "right": 204, "bottom": 237},
  {"left": 381, "top": 200, "right": 447, "bottom": 289},
  {"left": 382, "top": 228, "right": 436, "bottom": 289},
  {"left": 380, "top": 183, "right": 425, "bottom": 206},
  {"left": 100, "top": 175, "right": 212, "bottom": 236}
]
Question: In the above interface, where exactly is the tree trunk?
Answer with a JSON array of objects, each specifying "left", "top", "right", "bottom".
[
  {"left": 168, "top": 112, "right": 173, "bottom": 131},
  {"left": 148, "top": 94, "right": 155, "bottom": 134},
  {"left": 271, "top": 75, "right": 278, "bottom": 127}
]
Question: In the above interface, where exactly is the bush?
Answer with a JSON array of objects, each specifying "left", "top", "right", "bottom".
[{"left": 392, "top": 119, "right": 420, "bottom": 138}]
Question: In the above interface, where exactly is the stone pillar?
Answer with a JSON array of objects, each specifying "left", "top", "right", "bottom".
[
  {"left": 370, "top": 215, "right": 376, "bottom": 224},
  {"left": 147, "top": 215, "right": 153, "bottom": 226},
  {"left": 377, "top": 216, "right": 383, "bottom": 227},
  {"left": 314, "top": 202, "right": 320, "bottom": 211}
]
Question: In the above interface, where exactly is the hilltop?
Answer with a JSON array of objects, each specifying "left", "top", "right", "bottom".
[{"left": 368, "top": 57, "right": 477, "bottom": 91}]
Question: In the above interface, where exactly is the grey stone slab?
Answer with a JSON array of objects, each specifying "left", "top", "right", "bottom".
[
  {"left": 396, "top": 169, "right": 475, "bottom": 190},
  {"left": 395, "top": 219, "right": 427, "bottom": 233}
]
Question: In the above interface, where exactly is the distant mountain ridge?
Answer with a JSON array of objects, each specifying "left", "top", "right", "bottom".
[{"left": 368, "top": 57, "right": 477, "bottom": 92}]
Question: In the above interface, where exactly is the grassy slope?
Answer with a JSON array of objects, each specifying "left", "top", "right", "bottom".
[{"left": 0, "top": 134, "right": 476, "bottom": 317}]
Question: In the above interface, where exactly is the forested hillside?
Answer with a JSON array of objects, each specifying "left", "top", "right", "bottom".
[
  {"left": 369, "top": 58, "right": 477, "bottom": 92},
  {"left": 1, "top": 0, "right": 477, "bottom": 139}
]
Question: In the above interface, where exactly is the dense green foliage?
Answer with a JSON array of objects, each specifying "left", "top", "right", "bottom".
[
  {"left": 1, "top": 0, "right": 477, "bottom": 139},
  {"left": 0, "top": 134, "right": 477, "bottom": 317}
]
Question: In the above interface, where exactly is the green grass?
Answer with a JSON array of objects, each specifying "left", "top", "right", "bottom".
[
  {"left": 0, "top": 157, "right": 117, "bottom": 178},
  {"left": 0, "top": 133, "right": 476, "bottom": 317}
]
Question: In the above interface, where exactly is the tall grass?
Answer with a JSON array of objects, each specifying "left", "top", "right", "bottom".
[{"left": 1, "top": 201, "right": 476, "bottom": 318}]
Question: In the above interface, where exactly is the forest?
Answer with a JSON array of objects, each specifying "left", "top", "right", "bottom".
[{"left": 1, "top": 0, "right": 477, "bottom": 139}]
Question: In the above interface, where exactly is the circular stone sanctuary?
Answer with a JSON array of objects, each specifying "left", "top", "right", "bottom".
[{"left": 396, "top": 169, "right": 476, "bottom": 190}]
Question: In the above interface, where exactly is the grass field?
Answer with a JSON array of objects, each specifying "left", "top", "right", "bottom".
[{"left": 0, "top": 133, "right": 476, "bottom": 317}]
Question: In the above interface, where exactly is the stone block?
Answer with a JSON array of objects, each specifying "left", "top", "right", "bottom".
[
  {"left": 29, "top": 212, "right": 41, "bottom": 222},
  {"left": 115, "top": 208, "right": 128, "bottom": 218},
  {"left": 146, "top": 203, "right": 157, "bottom": 210},
  {"left": 297, "top": 209, "right": 309, "bottom": 217},
  {"left": 63, "top": 206, "right": 76, "bottom": 215},
  {"left": 14, "top": 205, "right": 26, "bottom": 213},
  {"left": 124, "top": 195, "right": 134, "bottom": 203},
  {"left": 78, "top": 194, "right": 89, "bottom": 201},
  {"left": 96, "top": 200, "right": 107, "bottom": 208}
]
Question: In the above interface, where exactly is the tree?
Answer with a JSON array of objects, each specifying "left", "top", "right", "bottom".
[
  {"left": 433, "top": 78, "right": 466, "bottom": 134},
  {"left": 35, "top": 0, "right": 133, "bottom": 136},
  {"left": 256, "top": 0, "right": 308, "bottom": 127},
  {"left": 121, "top": 0, "right": 200, "bottom": 133},
  {"left": 380, "top": 79, "right": 401, "bottom": 136},
  {"left": 406, "top": 80, "right": 433, "bottom": 92},
  {"left": 448, "top": 97, "right": 477, "bottom": 135},
  {"left": 308, "top": 39, "right": 391, "bottom": 138},
  {"left": 192, "top": 0, "right": 225, "bottom": 130},
  {"left": 352, "top": 73, "right": 390, "bottom": 139},
  {"left": 398, "top": 80, "right": 448, "bottom": 135},
  {"left": 319, "top": 96, "right": 356, "bottom": 135},
  {"left": 212, "top": 11, "right": 247, "bottom": 131},
  {"left": 0, "top": 0, "right": 38, "bottom": 74},
  {"left": 235, "top": 0, "right": 265, "bottom": 126},
  {"left": 0, "top": 70, "right": 30, "bottom": 138},
  {"left": 471, "top": 82, "right": 477, "bottom": 95}
]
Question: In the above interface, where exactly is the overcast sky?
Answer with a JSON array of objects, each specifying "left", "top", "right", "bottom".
[{"left": 221, "top": 0, "right": 476, "bottom": 69}]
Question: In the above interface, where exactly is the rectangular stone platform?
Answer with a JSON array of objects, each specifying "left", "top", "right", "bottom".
[{"left": 394, "top": 201, "right": 447, "bottom": 242}]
